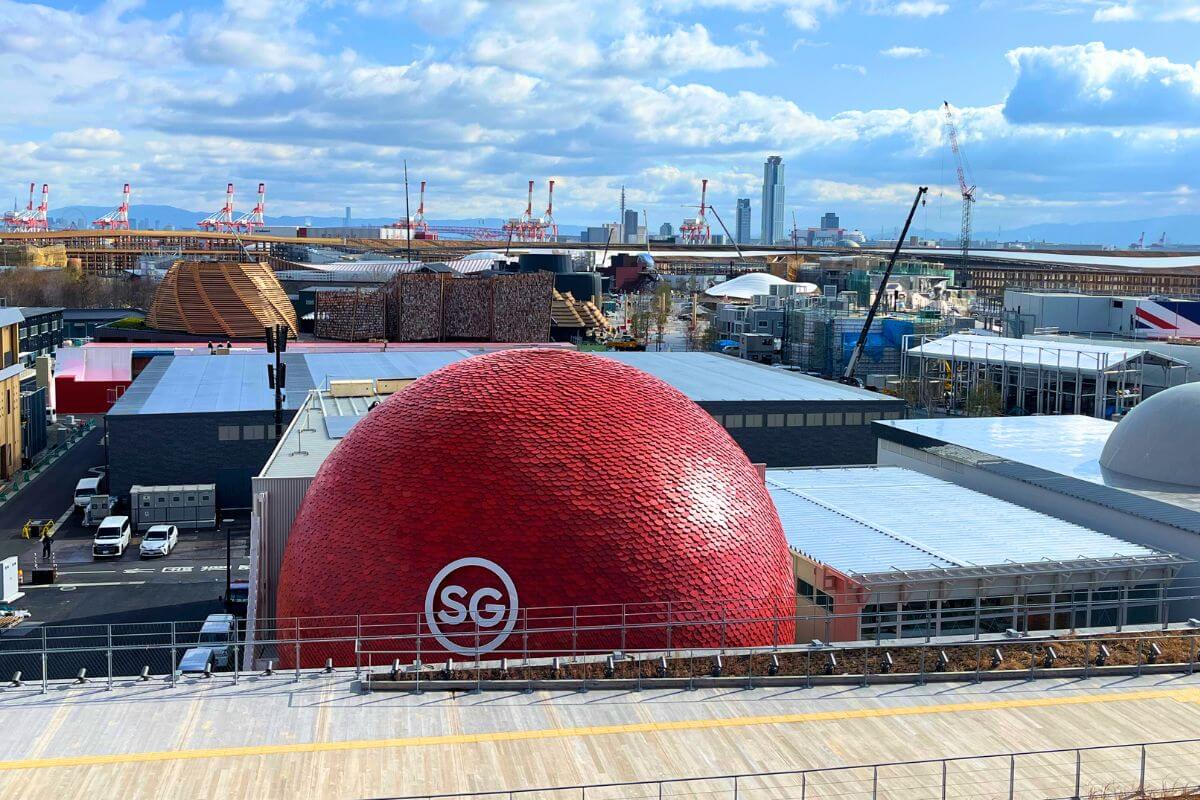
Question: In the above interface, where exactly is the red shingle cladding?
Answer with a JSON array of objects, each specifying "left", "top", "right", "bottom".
[{"left": 276, "top": 349, "right": 794, "bottom": 665}]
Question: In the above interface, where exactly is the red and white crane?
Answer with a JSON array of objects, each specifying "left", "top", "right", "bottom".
[
  {"left": 93, "top": 183, "right": 132, "bottom": 230},
  {"left": 197, "top": 183, "right": 237, "bottom": 232},
  {"left": 389, "top": 180, "right": 504, "bottom": 240},
  {"left": 503, "top": 180, "right": 537, "bottom": 241},
  {"left": 235, "top": 183, "right": 267, "bottom": 233},
  {"left": 537, "top": 180, "right": 557, "bottom": 242},
  {"left": 679, "top": 179, "right": 712, "bottom": 245},
  {"left": 2, "top": 183, "right": 36, "bottom": 232}
]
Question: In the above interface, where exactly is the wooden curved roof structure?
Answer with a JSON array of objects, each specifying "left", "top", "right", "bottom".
[{"left": 148, "top": 260, "right": 297, "bottom": 339}]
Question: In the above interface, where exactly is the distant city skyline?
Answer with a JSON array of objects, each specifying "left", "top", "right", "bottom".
[{"left": 2, "top": 1, "right": 1199, "bottom": 235}]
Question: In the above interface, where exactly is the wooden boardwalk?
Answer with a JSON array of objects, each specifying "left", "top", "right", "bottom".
[{"left": 0, "top": 674, "right": 1198, "bottom": 799}]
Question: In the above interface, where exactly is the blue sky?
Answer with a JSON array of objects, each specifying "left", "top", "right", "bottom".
[{"left": 2, "top": 0, "right": 1199, "bottom": 236}]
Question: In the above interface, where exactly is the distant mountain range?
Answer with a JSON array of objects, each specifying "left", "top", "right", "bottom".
[
  {"left": 38, "top": 203, "right": 1200, "bottom": 247},
  {"left": 46, "top": 204, "right": 585, "bottom": 236}
]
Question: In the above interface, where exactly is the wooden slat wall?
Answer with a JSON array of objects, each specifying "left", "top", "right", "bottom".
[{"left": 148, "top": 260, "right": 298, "bottom": 339}]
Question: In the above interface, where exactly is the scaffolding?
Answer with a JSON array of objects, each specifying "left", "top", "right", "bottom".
[
  {"left": 902, "top": 333, "right": 1189, "bottom": 418},
  {"left": 783, "top": 297, "right": 945, "bottom": 381}
]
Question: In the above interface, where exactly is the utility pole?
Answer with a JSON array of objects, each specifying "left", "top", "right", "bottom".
[
  {"left": 265, "top": 324, "right": 288, "bottom": 439},
  {"left": 403, "top": 160, "right": 414, "bottom": 266}
]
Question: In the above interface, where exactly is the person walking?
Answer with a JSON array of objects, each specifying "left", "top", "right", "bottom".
[{"left": 40, "top": 528, "right": 53, "bottom": 561}]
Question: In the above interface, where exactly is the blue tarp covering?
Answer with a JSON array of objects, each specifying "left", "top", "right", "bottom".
[{"left": 841, "top": 331, "right": 886, "bottom": 362}]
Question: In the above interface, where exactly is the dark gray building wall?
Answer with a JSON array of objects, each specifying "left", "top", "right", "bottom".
[
  {"left": 108, "top": 409, "right": 297, "bottom": 509},
  {"left": 700, "top": 400, "right": 906, "bottom": 466}
]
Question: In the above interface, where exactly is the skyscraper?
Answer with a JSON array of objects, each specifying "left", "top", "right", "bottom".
[
  {"left": 760, "top": 156, "right": 785, "bottom": 244},
  {"left": 735, "top": 198, "right": 751, "bottom": 244},
  {"left": 624, "top": 209, "right": 640, "bottom": 244},
  {"left": 659, "top": 222, "right": 674, "bottom": 237},
  {"left": 821, "top": 212, "right": 839, "bottom": 230}
]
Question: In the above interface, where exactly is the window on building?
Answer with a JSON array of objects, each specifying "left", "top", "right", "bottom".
[
  {"left": 786, "top": 413, "right": 805, "bottom": 426},
  {"left": 796, "top": 577, "right": 833, "bottom": 610},
  {"left": 767, "top": 414, "right": 784, "bottom": 427},
  {"left": 242, "top": 425, "right": 265, "bottom": 440},
  {"left": 845, "top": 412, "right": 862, "bottom": 425},
  {"left": 864, "top": 411, "right": 881, "bottom": 422},
  {"left": 825, "top": 412, "right": 843, "bottom": 426},
  {"left": 744, "top": 414, "right": 763, "bottom": 428},
  {"left": 710, "top": 414, "right": 723, "bottom": 426},
  {"left": 218, "top": 425, "right": 240, "bottom": 441},
  {"left": 724, "top": 414, "right": 743, "bottom": 429},
  {"left": 805, "top": 413, "right": 823, "bottom": 426}
]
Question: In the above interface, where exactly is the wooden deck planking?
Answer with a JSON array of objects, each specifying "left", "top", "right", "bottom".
[{"left": 0, "top": 677, "right": 1197, "bottom": 798}]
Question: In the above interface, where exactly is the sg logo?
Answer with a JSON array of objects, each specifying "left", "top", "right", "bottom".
[{"left": 424, "top": 557, "right": 519, "bottom": 656}]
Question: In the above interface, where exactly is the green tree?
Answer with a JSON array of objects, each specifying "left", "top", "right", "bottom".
[{"left": 966, "top": 382, "right": 1004, "bottom": 417}]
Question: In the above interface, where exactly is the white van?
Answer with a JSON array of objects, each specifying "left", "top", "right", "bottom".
[
  {"left": 92, "top": 515, "right": 131, "bottom": 558},
  {"left": 74, "top": 477, "right": 102, "bottom": 510}
]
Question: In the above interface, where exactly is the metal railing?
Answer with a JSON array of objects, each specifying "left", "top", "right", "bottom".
[
  {"left": 5, "top": 587, "right": 1200, "bottom": 692},
  {"left": 380, "top": 738, "right": 1200, "bottom": 800}
]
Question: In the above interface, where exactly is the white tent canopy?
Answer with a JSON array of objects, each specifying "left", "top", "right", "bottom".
[{"left": 704, "top": 273, "right": 817, "bottom": 301}]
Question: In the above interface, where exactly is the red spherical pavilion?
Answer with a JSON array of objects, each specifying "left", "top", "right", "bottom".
[{"left": 276, "top": 349, "right": 794, "bottom": 665}]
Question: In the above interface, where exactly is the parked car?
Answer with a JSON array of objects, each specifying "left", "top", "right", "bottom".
[
  {"left": 92, "top": 515, "right": 131, "bottom": 558},
  {"left": 223, "top": 580, "right": 249, "bottom": 617},
  {"left": 74, "top": 476, "right": 102, "bottom": 510},
  {"left": 179, "top": 614, "right": 237, "bottom": 674},
  {"left": 139, "top": 525, "right": 178, "bottom": 558}
]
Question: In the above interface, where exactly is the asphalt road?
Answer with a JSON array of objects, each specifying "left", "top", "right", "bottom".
[
  {"left": 0, "top": 427, "right": 106, "bottom": 559},
  {"left": 0, "top": 427, "right": 252, "bottom": 628},
  {"left": 19, "top": 519, "right": 251, "bottom": 626}
]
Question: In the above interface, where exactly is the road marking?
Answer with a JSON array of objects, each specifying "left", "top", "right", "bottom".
[
  {"left": 24, "top": 581, "right": 147, "bottom": 589},
  {"left": 0, "top": 685, "right": 1196, "bottom": 772},
  {"left": 201, "top": 565, "right": 226, "bottom": 572},
  {"left": 48, "top": 506, "right": 74, "bottom": 537},
  {"left": 161, "top": 566, "right": 193, "bottom": 573}
]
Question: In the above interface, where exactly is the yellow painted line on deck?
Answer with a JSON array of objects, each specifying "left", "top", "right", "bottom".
[{"left": 0, "top": 685, "right": 1198, "bottom": 772}]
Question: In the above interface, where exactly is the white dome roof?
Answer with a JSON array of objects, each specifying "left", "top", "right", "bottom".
[
  {"left": 704, "top": 273, "right": 818, "bottom": 301},
  {"left": 1100, "top": 382, "right": 1200, "bottom": 488}
]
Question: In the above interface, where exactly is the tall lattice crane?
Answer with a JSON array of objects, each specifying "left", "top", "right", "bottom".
[{"left": 943, "top": 101, "right": 974, "bottom": 272}]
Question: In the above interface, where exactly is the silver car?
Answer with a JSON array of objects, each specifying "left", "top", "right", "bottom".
[{"left": 139, "top": 525, "right": 178, "bottom": 558}]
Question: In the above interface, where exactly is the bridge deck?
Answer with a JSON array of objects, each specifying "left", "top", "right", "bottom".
[{"left": 0, "top": 673, "right": 1197, "bottom": 798}]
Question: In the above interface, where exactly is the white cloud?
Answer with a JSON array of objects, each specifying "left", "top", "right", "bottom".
[
  {"left": 784, "top": 0, "right": 841, "bottom": 28},
  {"left": 1004, "top": 42, "right": 1200, "bottom": 125},
  {"left": 868, "top": 0, "right": 950, "bottom": 16},
  {"left": 881, "top": 46, "right": 931, "bottom": 58},
  {"left": 1095, "top": 0, "right": 1200, "bottom": 21},
  {"left": 1093, "top": 3, "right": 1139, "bottom": 20},
  {"left": 833, "top": 63, "right": 868, "bottom": 75},
  {"left": 49, "top": 128, "right": 123, "bottom": 149},
  {"left": 611, "top": 25, "right": 770, "bottom": 73}
]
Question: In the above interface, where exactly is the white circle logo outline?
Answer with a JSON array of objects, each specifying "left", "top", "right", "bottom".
[{"left": 424, "top": 557, "right": 519, "bottom": 657}]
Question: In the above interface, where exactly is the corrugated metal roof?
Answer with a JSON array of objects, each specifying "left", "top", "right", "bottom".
[
  {"left": 599, "top": 352, "right": 898, "bottom": 402},
  {"left": 113, "top": 348, "right": 903, "bottom": 417},
  {"left": 303, "top": 351, "right": 468, "bottom": 388},
  {"left": 109, "top": 354, "right": 309, "bottom": 415},
  {"left": 259, "top": 390, "right": 388, "bottom": 479},
  {"left": 766, "top": 466, "right": 1165, "bottom": 577},
  {"left": 877, "top": 417, "right": 1200, "bottom": 533},
  {"left": 888, "top": 247, "right": 1200, "bottom": 270},
  {"left": 906, "top": 333, "right": 1184, "bottom": 372}
]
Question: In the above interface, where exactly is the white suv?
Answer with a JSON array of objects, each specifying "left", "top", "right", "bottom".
[
  {"left": 139, "top": 525, "right": 178, "bottom": 558},
  {"left": 92, "top": 516, "right": 131, "bottom": 558}
]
